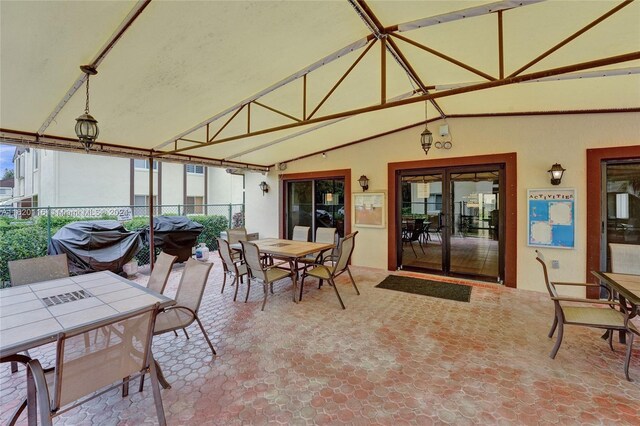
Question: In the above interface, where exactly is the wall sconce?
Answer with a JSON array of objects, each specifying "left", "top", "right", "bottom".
[
  {"left": 358, "top": 175, "right": 369, "bottom": 192},
  {"left": 259, "top": 181, "right": 269, "bottom": 195},
  {"left": 548, "top": 163, "right": 566, "bottom": 186}
]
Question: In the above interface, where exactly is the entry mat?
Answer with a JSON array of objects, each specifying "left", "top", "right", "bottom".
[{"left": 375, "top": 275, "right": 472, "bottom": 302}]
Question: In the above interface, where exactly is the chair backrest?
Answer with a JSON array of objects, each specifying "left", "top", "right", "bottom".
[
  {"left": 410, "top": 218, "right": 425, "bottom": 241},
  {"left": 609, "top": 243, "right": 640, "bottom": 275},
  {"left": 216, "top": 237, "right": 237, "bottom": 271},
  {"left": 174, "top": 258, "right": 213, "bottom": 313},
  {"left": 240, "top": 241, "right": 267, "bottom": 282},
  {"left": 147, "top": 252, "right": 177, "bottom": 294},
  {"left": 52, "top": 303, "right": 159, "bottom": 410},
  {"left": 292, "top": 226, "right": 310, "bottom": 242},
  {"left": 315, "top": 227, "right": 337, "bottom": 244},
  {"left": 535, "top": 250, "right": 558, "bottom": 298},
  {"left": 227, "top": 227, "right": 248, "bottom": 245},
  {"left": 8, "top": 254, "right": 69, "bottom": 286},
  {"left": 334, "top": 231, "right": 358, "bottom": 274}
]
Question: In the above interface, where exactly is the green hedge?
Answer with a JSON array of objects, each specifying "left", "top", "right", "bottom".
[{"left": 0, "top": 214, "right": 229, "bottom": 286}]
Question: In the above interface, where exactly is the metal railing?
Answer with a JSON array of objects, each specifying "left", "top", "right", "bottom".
[{"left": 0, "top": 203, "right": 244, "bottom": 285}]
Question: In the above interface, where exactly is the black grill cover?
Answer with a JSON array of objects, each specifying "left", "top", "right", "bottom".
[
  {"left": 143, "top": 216, "right": 203, "bottom": 262},
  {"left": 48, "top": 220, "right": 143, "bottom": 275}
]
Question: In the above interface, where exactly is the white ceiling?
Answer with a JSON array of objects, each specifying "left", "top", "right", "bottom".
[{"left": 1, "top": 0, "right": 638, "bottom": 167}]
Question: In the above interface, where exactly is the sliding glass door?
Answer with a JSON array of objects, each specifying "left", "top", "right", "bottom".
[
  {"left": 398, "top": 165, "right": 504, "bottom": 282},
  {"left": 286, "top": 178, "right": 345, "bottom": 240}
]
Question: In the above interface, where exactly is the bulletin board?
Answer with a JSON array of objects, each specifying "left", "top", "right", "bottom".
[{"left": 527, "top": 188, "right": 575, "bottom": 249}]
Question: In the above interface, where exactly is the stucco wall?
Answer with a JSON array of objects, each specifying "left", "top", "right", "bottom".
[{"left": 245, "top": 112, "right": 640, "bottom": 295}]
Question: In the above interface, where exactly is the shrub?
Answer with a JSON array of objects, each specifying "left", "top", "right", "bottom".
[
  {"left": 188, "top": 215, "right": 229, "bottom": 250},
  {"left": 0, "top": 226, "right": 48, "bottom": 286}
]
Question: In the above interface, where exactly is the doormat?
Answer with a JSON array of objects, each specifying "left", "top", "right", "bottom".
[{"left": 375, "top": 275, "right": 472, "bottom": 302}]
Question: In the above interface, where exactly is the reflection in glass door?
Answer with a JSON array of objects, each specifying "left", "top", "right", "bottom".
[
  {"left": 602, "top": 161, "right": 640, "bottom": 269},
  {"left": 286, "top": 178, "right": 345, "bottom": 240},
  {"left": 399, "top": 166, "right": 503, "bottom": 282}
]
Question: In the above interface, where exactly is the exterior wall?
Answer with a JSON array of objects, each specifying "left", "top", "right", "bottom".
[
  {"left": 245, "top": 112, "right": 640, "bottom": 296},
  {"left": 208, "top": 168, "right": 245, "bottom": 204},
  {"left": 133, "top": 167, "right": 160, "bottom": 199},
  {"left": 56, "top": 152, "right": 129, "bottom": 206},
  {"left": 186, "top": 172, "right": 205, "bottom": 197},
  {"left": 160, "top": 162, "right": 184, "bottom": 205}
]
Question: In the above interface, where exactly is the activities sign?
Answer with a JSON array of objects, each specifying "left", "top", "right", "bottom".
[{"left": 527, "top": 188, "right": 575, "bottom": 249}]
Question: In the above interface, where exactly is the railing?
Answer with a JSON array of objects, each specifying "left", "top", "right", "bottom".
[{"left": 0, "top": 203, "right": 244, "bottom": 286}]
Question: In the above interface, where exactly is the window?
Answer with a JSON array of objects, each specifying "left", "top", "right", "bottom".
[
  {"left": 185, "top": 196, "right": 204, "bottom": 214},
  {"left": 133, "top": 195, "right": 158, "bottom": 215},
  {"left": 134, "top": 159, "right": 158, "bottom": 170},
  {"left": 186, "top": 164, "right": 205, "bottom": 174},
  {"left": 33, "top": 150, "right": 39, "bottom": 170}
]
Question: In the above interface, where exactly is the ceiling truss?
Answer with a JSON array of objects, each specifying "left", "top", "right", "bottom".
[{"left": 155, "top": 0, "right": 637, "bottom": 160}]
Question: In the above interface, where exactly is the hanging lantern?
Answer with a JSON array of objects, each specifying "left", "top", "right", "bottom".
[
  {"left": 420, "top": 101, "right": 432, "bottom": 155},
  {"left": 75, "top": 65, "right": 99, "bottom": 151}
]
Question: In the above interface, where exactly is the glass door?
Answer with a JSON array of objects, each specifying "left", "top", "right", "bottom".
[
  {"left": 398, "top": 166, "right": 504, "bottom": 282},
  {"left": 602, "top": 161, "right": 640, "bottom": 270},
  {"left": 286, "top": 178, "right": 345, "bottom": 240}
]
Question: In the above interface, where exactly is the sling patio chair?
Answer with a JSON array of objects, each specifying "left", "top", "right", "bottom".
[
  {"left": 296, "top": 227, "right": 337, "bottom": 298},
  {"left": 217, "top": 237, "right": 249, "bottom": 301},
  {"left": 300, "top": 231, "right": 360, "bottom": 309},
  {"left": 292, "top": 225, "right": 310, "bottom": 242},
  {"left": 146, "top": 252, "right": 178, "bottom": 294},
  {"left": 25, "top": 303, "right": 167, "bottom": 425},
  {"left": 139, "top": 259, "right": 215, "bottom": 391},
  {"left": 609, "top": 243, "right": 640, "bottom": 275},
  {"left": 7, "top": 254, "right": 70, "bottom": 374},
  {"left": 240, "top": 240, "right": 295, "bottom": 311},
  {"left": 536, "top": 250, "right": 638, "bottom": 380}
]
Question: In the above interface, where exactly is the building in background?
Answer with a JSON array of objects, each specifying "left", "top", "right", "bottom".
[{"left": 6, "top": 148, "right": 244, "bottom": 209}]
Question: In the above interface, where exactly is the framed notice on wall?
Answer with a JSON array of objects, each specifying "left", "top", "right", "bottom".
[
  {"left": 353, "top": 192, "right": 385, "bottom": 228},
  {"left": 527, "top": 188, "right": 575, "bottom": 249}
]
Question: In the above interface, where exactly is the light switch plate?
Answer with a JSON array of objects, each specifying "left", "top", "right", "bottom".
[{"left": 551, "top": 260, "right": 560, "bottom": 269}]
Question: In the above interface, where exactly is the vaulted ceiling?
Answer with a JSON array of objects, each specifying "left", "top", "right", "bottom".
[{"left": 1, "top": 1, "right": 638, "bottom": 170}]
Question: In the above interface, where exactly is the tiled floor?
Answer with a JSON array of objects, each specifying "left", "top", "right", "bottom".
[{"left": 2, "top": 255, "right": 639, "bottom": 425}]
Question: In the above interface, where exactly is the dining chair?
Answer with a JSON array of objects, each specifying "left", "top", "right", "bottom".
[
  {"left": 226, "top": 227, "right": 248, "bottom": 260},
  {"left": 25, "top": 303, "right": 167, "bottom": 425},
  {"left": 8, "top": 253, "right": 69, "bottom": 286},
  {"left": 147, "top": 252, "right": 177, "bottom": 294},
  {"left": 217, "top": 237, "right": 249, "bottom": 301},
  {"left": 292, "top": 225, "right": 310, "bottom": 242},
  {"left": 402, "top": 218, "right": 425, "bottom": 257},
  {"left": 7, "top": 254, "right": 70, "bottom": 374},
  {"left": 536, "top": 250, "right": 638, "bottom": 380},
  {"left": 300, "top": 231, "right": 360, "bottom": 309},
  {"left": 609, "top": 243, "right": 640, "bottom": 275},
  {"left": 139, "top": 259, "right": 215, "bottom": 391},
  {"left": 240, "top": 240, "right": 295, "bottom": 311},
  {"left": 296, "top": 227, "right": 337, "bottom": 296}
]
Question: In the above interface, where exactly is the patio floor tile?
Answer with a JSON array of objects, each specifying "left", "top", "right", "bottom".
[{"left": 1, "top": 254, "right": 639, "bottom": 425}]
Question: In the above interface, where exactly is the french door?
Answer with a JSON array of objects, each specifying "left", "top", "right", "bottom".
[
  {"left": 397, "top": 164, "right": 505, "bottom": 282},
  {"left": 600, "top": 160, "right": 640, "bottom": 270}
]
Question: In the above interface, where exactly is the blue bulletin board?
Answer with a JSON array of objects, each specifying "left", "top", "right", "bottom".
[{"left": 527, "top": 188, "right": 575, "bottom": 249}]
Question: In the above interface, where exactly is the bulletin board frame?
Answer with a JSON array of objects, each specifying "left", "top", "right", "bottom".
[{"left": 527, "top": 188, "right": 576, "bottom": 249}]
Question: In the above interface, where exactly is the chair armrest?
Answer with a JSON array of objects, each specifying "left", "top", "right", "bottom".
[
  {"left": 551, "top": 297, "right": 619, "bottom": 306},
  {"left": 551, "top": 282, "right": 600, "bottom": 287},
  {"left": 26, "top": 358, "right": 52, "bottom": 416}
]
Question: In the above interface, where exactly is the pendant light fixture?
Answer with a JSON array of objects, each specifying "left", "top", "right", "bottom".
[
  {"left": 420, "top": 101, "right": 433, "bottom": 156},
  {"left": 75, "top": 65, "right": 99, "bottom": 151}
]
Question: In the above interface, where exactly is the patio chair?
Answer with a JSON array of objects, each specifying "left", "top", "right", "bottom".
[
  {"left": 402, "top": 218, "right": 425, "bottom": 257},
  {"left": 139, "top": 259, "right": 215, "bottom": 391},
  {"left": 147, "top": 252, "right": 177, "bottom": 294},
  {"left": 240, "top": 240, "right": 295, "bottom": 311},
  {"left": 292, "top": 225, "right": 310, "bottom": 241},
  {"left": 217, "top": 237, "right": 249, "bottom": 301},
  {"left": 25, "top": 303, "right": 167, "bottom": 425},
  {"left": 8, "top": 253, "right": 69, "bottom": 286},
  {"left": 7, "top": 254, "right": 70, "bottom": 374},
  {"left": 297, "top": 227, "right": 337, "bottom": 299},
  {"left": 226, "top": 227, "right": 248, "bottom": 260},
  {"left": 535, "top": 250, "right": 638, "bottom": 380},
  {"left": 609, "top": 243, "right": 640, "bottom": 275},
  {"left": 300, "top": 231, "right": 360, "bottom": 309}
]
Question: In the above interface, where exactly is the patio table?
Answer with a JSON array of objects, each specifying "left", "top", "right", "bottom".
[
  {"left": 592, "top": 271, "right": 640, "bottom": 343},
  {"left": 231, "top": 238, "right": 335, "bottom": 302},
  {"left": 0, "top": 271, "right": 175, "bottom": 425}
]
